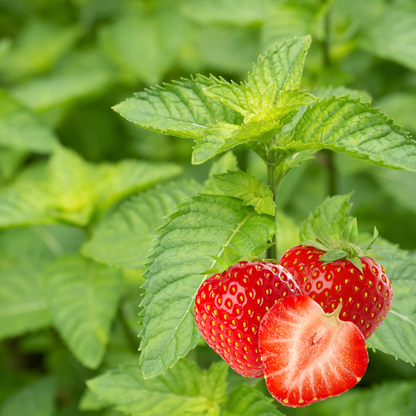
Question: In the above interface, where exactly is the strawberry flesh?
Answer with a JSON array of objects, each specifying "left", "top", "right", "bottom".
[
  {"left": 259, "top": 295, "right": 369, "bottom": 407},
  {"left": 194, "top": 261, "right": 301, "bottom": 378}
]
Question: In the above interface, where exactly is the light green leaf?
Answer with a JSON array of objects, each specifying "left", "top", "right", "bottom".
[
  {"left": 366, "top": 253, "right": 416, "bottom": 364},
  {"left": 204, "top": 151, "right": 238, "bottom": 194},
  {"left": 82, "top": 180, "right": 203, "bottom": 269},
  {"left": 99, "top": 6, "right": 189, "bottom": 85},
  {"left": 0, "top": 260, "right": 52, "bottom": 340},
  {"left": 0, "top": 19, "right": 79, "bottom": 82},
  {"left": 44, "top": 255, "right": 122, "bottom": 369},
  {"left": 0, "top": 224, "right": 86, "bottom": 262},
  {"left": 358, "top": 7, "right": 416, "bottom": 71},
  {"left": 221, "top": 384, "right": 284, "bottom": 416},
  {"left": 12, "top": 50, "right": 114, "bottom": 112},
  {"left": 0, "top": 146, "right": 181, "bottom": 227},
  {"left": 300, "top": 193, "right": 353, "bottom": 241},
  {"left": 287, "top": 96, "right": 416, "bottom": 171},
  {"left": 213, "top": 170, "right": 275, "bottom": 215},
  {"left": 248, "top": 36, "right": 311, "bottom": 96},
  {"left": 0, "top": 148, "right": 28, "bottom": 180},
  {"left": 113, "top": 75, "right": 242, "bottom": 139},
  {"left": 201, "top": 361, "right": 229, "bottom": 404},
  {"left": 311, "top": 86, "right": 372, "bottom": 103},
  {"left": 79, "top": 388, "right": 108, "bottom": 412},
  {"left": 193, "top": 120, "right": 282, "bottom": 164},
  {"left": 140, "top": 195, "right": 276, "bottom": 378},
  {"left": 0, "top": 89, "right": 58, "bottom": 153},
  {"left": 0, "top": 377, "right": 56, "bottom": 416},
  {"left": 87, "top": 360, "right": 226, "bottom": 416}
]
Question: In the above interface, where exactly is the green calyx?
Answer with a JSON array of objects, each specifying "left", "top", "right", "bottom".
[
  {"left": 199, "top": 242, "right": 279, "bottom": 276},
  {"left": 300, "top": 217, "right": 384, "bottom": 272}
]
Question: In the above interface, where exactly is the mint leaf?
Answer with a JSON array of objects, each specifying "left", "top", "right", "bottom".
[
  {"left": 358, "top": 7, "right": 416, "bottom": 71},
  {"left": 113, "top": 75, "right": 242, "bottom": 139},
  {"left": 87, "top": 360, "right": 227, "bottom": 416},
  {"left": 0, "top": 377, "right": 56, "bottom": 416},
  {"left": 287, "top": 96, "right": 416, "bottom": 171},
  {"left": 0, "top": 89, "right": 58, "bottom": 153},
  {"left": 300, "top": 193, "right": 353, "bottom": 241},
  {"left": 140, "top": 195, "right": 276, "bottom": 378},
  {"left": 0, "top": 19, "right": 79, "bottom": 82},
  {"left": 366, "top": 252, "right": 416, "bottom": 364},
  {"left": 213, "top": 170, "right": 275, "bottom": 215},
  {"left": 193, "top": 120, "right": 282, "bottom": 164},
  {"left": 0, "top": 260, "right": 52, "bottom": 340},
  {"left": 248, "top": 36, "right": 311, "bottom": 96},
  {"left": 222, "top": 384, "right": 284, "bottom": 416},
  {"left": 204, "top": 151, "right": 238, "bottom": 194},
  {"left": 44, "top": 255, "right": 122, "bottom": 369},
  {"left": 0, "top": 146, "right": 181, "bottom": 227},
  {"left": 12, "top": 50, "right": 114, "bottom": 112},
  {"left": 82, "top": 180, "right": 203, "bottom": 269}
]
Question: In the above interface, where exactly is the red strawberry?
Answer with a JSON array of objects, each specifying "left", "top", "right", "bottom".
[
  {"left": 259, "top": 295, "right": 369, "bottom": 407},
  {"left": 280, "top": 218, "right": 393, "bottom": 339},
  {"left": 194, "top": 261, "right": 301, "bottom": 378}
]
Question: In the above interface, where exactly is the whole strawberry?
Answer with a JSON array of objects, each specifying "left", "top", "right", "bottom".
[
  {"left": 280, "top": 218, "right": 393, "bottom": 338},
  {"left": 194, "top": 261, "right": 301, "bottom": 378}
]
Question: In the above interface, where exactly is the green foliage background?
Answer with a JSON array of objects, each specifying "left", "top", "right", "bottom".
[{"left": 0, "top": 0, "right": 416, "bottom": 415}]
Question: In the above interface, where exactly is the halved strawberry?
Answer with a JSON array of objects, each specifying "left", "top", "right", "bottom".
[{"left": 259, "top": 295, "right": 368, "bottom": 407}]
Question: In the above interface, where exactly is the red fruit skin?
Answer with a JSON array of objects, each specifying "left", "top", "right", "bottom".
[
  {"left": 259, "top": 295, "right": 369, "bottom": 407},
  {"left": 279, "top": 246, "right": 394, "bottom": 338},
  {"left": 194, "top": 261, "right": 301, "bottom": 378}
]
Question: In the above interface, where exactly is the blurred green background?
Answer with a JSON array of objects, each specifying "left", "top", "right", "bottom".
[{"left": 0, "top": 0, "right": 416, "bottom": 415}]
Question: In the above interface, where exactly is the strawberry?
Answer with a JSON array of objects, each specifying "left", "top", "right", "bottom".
[
  {"left": 280, "top": 218, "right": 393, "bottom": 338},
  {"left": 194, "top": 261, "right": 301, "bottom": 378},
  {"left": 259, "top": 294, "right": 369, "bottom": 407}
]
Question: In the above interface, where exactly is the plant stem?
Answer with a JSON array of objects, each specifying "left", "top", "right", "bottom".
[{"left": 266, "top": 160, "right": 282, "bottom": 260}]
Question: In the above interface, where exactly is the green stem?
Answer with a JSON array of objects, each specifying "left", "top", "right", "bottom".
[{"left": 266, "top": 159, "right": 284, "bottom": 260}]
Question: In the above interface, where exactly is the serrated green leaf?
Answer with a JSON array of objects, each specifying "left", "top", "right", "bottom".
[
  {"left": 82, "top": 181, "right": 202, "bottom": 269},
  {"left": 221, "top": 384, "right": 284, "bottom": 416},
  {"left": 140, "top": 195, "right": 276, "bottom": 378},
  {"left": 300, "top": 193, "right": 353, "bottom": 241},
  {"left": 113, "top": 75, "right": 242, "bottom": 139},
  {"left": 223, "top": 246, "right": 242, "bottom": 267},
  {"left": 44, "top": 255, "right": 122, "bottom": 369},
  {"left": 0, "top": 260, "right": 52, "bottom": 340},
  {"left": 193, "top": 120, "right": 282, "bottom": 164},
  {"left": 366, "top": 253, "right": 416, "bottom": 364},
  {"left": 87, "top": 360, "right": 225, "bottom": 416},
  {"left": 0, "top": 146, "right": 181, "bottom": 227},
  {"left": 0, "top": 89, "right": 58, "bottom": 153},
  {"left": 204, "top": 152, "right": 238, "bottom": 194},
  {"left": 0, "top": 377, "right": 56, "bottom": 416},
  {"left": 213, "top": 170, "right": 275, "bottom": 215},
  {"left": 286, "top": 96, "right": 416, "bottom": 171},
  {"left": 201, "top": 361, "right": 228, "bottom": 404},
  {"left": 79, "top": 388, "right": 108, "bottom": 412},
  {"left": 248, "top": 36, "right": 311, "bottom": 96}
]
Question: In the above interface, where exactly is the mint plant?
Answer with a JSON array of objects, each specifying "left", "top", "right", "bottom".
[
  {"left": 108, "top": 37, "right": 416, "bottom": 384},
  {"left": 1, "top": 1, "right": 416, "bottom": 414}
]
